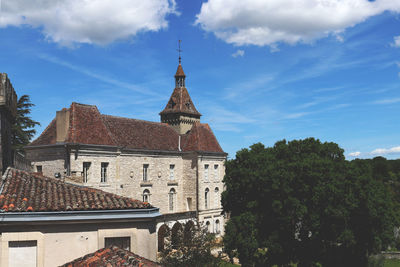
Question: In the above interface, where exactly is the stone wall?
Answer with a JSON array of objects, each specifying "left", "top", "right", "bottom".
[
  {"left": 25, "top": 145, "right": 227, "bottom": 232},
  {"left": 0, "top": 73, "right": 17, "bottom": 174},
  {"left": 26, "top": 146, "right": 67, "bottom": 177}
]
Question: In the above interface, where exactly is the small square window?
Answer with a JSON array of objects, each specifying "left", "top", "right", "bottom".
[{"left": 36, "top": 165, "right": 42, "bottom": 174}]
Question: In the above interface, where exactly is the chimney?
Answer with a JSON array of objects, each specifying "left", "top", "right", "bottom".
[{"left": 56, "top": 108, "right": 70, "bottom": 143}]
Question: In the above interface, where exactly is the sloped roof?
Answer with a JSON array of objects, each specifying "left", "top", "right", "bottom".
[
  {"left": 0, "top": 168, "right": 152, "bottom": 212},
  {"left": 60, "top": 246, "right": 162, "bottom": 267},
  {"left": 67, "top": 103, "right": 115, "bottom": 146},
  {"left": 159, "top": 87, "right": 201, "bottom": 117},
  {"left": 101, "top": 115, "right": 179, "bottom": 151},
  {"left": 182, "top": 123, "right": 224, "bottom": 153},
  {"left": 175, "top": 64, "right": 185, "bottom": 77},
  {"left": 29, "top": 102, "right": 223, "bottom": 153}
]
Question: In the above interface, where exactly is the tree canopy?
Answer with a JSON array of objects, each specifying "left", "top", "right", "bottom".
[
  {"left": 159, "top": 221, "right": 220, "bottom": 267},
  {"left": 12, "top": 95, "right": 40, "bottom": 152},
  {"left": 223, "top": 138, "right": 399, "bottom": 267}
]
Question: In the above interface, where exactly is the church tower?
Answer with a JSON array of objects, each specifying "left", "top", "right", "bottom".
[{"left": 160, "top": 46, "right": 201, "bottom": 134}]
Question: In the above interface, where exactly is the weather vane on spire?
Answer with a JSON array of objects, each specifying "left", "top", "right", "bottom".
[{"left": 177, "top": 40, "right": 182, "bottom": 64}]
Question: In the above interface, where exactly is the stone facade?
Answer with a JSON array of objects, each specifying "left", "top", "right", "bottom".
[
  {"left": 27, "top": 145, "right": 225, "bottom": 231},
  {"left": 25, "top": 62, "right": 227, "bottom": 253},
  {"left": 0, "top": 73, "right": 17, "bottom": 174}
]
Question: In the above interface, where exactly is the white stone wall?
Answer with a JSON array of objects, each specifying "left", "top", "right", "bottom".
[
  {"left": 68, "top": 149, "right": 189, "bottom": 214},
  {"left": 197, "top": 155, "right": 226, "bottom": 234},
  {"left": 0, "top": 221, "right": 157, "bottom": 267}
]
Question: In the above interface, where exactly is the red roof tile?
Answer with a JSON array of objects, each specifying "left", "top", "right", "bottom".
[
  {"left": 0, "top": 168, "right": 152, "bottom": 212},
  {"left": 30, "top": 119, "right": 57, "bottom": 146},
  {"left": 29, "top": 102, "right": 223, "bottom": 153},
  {"left": 101, "top": 115, "right": 179, "bottom": 151},
  {"left": 67, "top": 103, "right": 115, "bottom": 146},
  {"left": 175, "top": 64, "right": 185, "bottom": 77},
  {"left": 60, "top": 246, "right": 162, "bottom": 267},
  {"left": 159, "top": 87, "right": 201, "bottom": 117},
  {"left": 182, "top": 123, "right": 224, "bottom": 153}
]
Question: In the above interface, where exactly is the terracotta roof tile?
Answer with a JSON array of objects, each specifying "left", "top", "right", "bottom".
[
  {"left": 60, "top": 246, "right": 162, "bottom": 267},
  {"left": 182, "top": 123, "right": 224, "bottom": 153},
  {"left": 101, "top": 115, "right": 179, "bottom": 151},
  {"left": 30, "top": 119, "right": 57, "bottom": 145},
  {"left": 159, "top": 87, "right": 201, "bottom": 117},
  {"left": 29, "top": 102, "right": 224, "bottom": 154},
  {"left": 0, "top": 168, "right": 152, "bottom": 212},
  {"left": 67, "top": 103, "right": 115, "bottom": 146},
  {"left": 175, "top": 64, "right": 185, "bottom": 77}
]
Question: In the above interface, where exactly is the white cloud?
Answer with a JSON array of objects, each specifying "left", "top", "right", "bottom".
[
  {"left": 196, "top": 0, "right": 400, "bottom": 47},
  {"left": 37, "top": 53, "right": 158, "bottom": 96},
  {"left": 392, "top": 36, "right": 400, "bottom": 48},
  {"left": 0, "top": 0, "right": 177, "bottom": 46},
  {"left": 232, "top": 49, "right": 245, "bottom": 58},
  {"left": 348, "top": 151, "right": 361, "bottom": 157},
  {"left": 373, "top": 97, "right": 400, "bottom": 105},
  {"left": 371, "top": 146, "right": 400, "bottom": 156}
]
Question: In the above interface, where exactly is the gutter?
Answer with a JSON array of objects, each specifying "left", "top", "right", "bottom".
[{"left": 0, "top": 208, "right": 161, "bottom": 224}]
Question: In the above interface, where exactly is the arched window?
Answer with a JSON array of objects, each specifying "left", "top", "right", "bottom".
[
  {"left": 171, "top": 222, "right": 183, "bottom": 249},
  {"left": 206, "top": 221, "right": 211, "bottom": 232},
  {"left": 205, "top": 188, "right": 210, "bottom": 209},
  {"left": 215, "top": 219, "right": 220, "bottom": 234},
  {"left": 158, "top": 224, "right": 169, "bottom": 252},
  {"left": 143, "top": 189, "right": 150, "bottom": 203},
  {"left": 169, "top": 188, "right": 176, "bottom": 211},
  {"left": 214, "top": 187, "right": 219, "bottom": 209}
]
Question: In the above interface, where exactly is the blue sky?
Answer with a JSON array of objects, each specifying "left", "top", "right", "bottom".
[{"left": 1, "top": 0, "right": 400, "bottom": 159}]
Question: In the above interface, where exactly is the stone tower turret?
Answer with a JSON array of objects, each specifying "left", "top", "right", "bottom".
[
  {"left": 159, "top": 62, "right": 201, "bottom": 134},
  {"left": 0, "top": 73, "right": 17, "bottom": 173}
]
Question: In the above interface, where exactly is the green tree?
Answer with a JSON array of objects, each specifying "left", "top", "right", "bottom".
[
  {"left": 159, "top": 221, "right": 220, "bottom": 267},
  {"left": 223, "top": 138, "right": 398, "bottom": 267},
  {"left": 12, "top": 95, "right": 40, "bottom": 152}
]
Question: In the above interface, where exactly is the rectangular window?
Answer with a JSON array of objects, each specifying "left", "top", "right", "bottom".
[
  {"left": 104, "top": 237, "right": 130, "bottom": 251},
  {"left": 9, "top": 240, "right": 37, "bottom": 267},
  {"left": 36, "top": 165, "right": 42, "bottom": 174},
  {"left": 169, "top": 164, "right": 175, "bottom": 180},
  {"left": 143, "top": 164, "right": 149, "bottom": 181},
  {"left": 83, "top": 162, "right": 91, "bottom": 183},
  {"left": 214, "top": 165, "right": 219, "bottom": 181},
  {"left": 204, "top": 164, "right": 209, "bottom": 181},
  {"left": 187, "top": 197, "right": 192, "bottom": 211},
  {"left": 101, "top": 162, "right": 108, "bottom": 183}
]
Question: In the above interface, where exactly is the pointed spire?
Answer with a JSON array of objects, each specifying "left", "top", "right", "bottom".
[
  {"left": 177, "top": 40, "right": 182, "bottom": 65},
  {"left": 160, "top": 44, "right": 201, "bottom": 134},
  {"left": 175, "top": 40, "right": 186, "bottom": 87}
]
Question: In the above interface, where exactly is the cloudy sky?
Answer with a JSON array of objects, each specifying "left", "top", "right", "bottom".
[{"left": 1, "top": 0, "right": 400, "bottom": 159}]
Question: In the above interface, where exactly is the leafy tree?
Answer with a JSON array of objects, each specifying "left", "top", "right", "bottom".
[
  {"left": 223, "top": 138, "right": 398, "bottom": 267},
  {"left": 12, "top": 95, "right": 40, "bottom": 152},
  {"left": 159, "top": 221, "right": 220, "bottom": 267}
]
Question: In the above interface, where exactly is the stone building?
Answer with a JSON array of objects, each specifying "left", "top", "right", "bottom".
[
  {"left": 0, "top": 73, "right": 17, "bottom": 173},
  {"left": 25, "top": 62, "right": 227, "bottom": 247}
]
